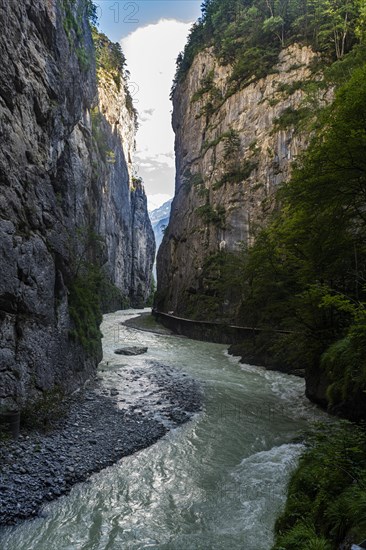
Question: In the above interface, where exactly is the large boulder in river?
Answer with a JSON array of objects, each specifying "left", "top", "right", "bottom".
[{"left": 114, "top": 347, "right": 148, "bottom": 356}]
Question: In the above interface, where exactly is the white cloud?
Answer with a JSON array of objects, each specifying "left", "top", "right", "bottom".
[
  {"left": 140, "top": 108, "right": 156, "bottom": 122},
  {"left": 121, "top": 19, "right": 192, "bottom": 205}
]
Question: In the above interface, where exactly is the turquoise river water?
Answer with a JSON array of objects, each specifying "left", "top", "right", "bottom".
[{"left": 0, "top": 309, "right": 327, "bottom": 550}]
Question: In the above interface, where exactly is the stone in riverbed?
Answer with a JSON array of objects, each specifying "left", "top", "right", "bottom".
[{"left": 114, "top": 347, "right": 148, "bottom": 356}]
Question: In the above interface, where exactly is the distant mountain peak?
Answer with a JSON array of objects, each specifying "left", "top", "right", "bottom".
[{"left": 149, "top": 199, "right": 172, "bottom": 226}]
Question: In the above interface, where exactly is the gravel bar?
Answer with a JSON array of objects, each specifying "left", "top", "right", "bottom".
[{"left": 0, "top": 361, "right": 202, "bottom": 526}]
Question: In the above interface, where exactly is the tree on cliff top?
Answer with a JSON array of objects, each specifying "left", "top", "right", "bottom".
[{"left": 172, "top": 0, "right": 363, "bottom": 88}]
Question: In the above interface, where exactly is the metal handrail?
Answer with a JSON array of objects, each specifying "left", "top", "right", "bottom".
[{"left": 152, "top": 309, "right": 297, "bottom": 335}]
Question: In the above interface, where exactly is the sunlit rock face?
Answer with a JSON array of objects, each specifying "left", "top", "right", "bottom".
[
  {"left": 0, "top": 0, "right": 154, "bottom": 409},
  {"left": 157, "top": 44, "right": 324, "bottom": 317},
  {"left": 94, "top": 63, "right": 155, "bottom": 309}
]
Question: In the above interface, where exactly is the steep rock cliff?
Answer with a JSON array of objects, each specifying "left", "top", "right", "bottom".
[
  {"left": 93, "top": 55, "right": 155, "bottom": 309},
  {"left": 157, "top": 44, "right": 323, "bottom": 317},
  {"left": 0, "top": 0, "right": 154, "bottom": 411}
]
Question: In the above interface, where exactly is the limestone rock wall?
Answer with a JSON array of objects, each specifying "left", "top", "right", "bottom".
[
  {"left": 157, "top": 44, "right": 322, "bottom": 316},
  {"left": 0, "top": 0, "right": 154, "bottom": 410},
  {"left": 94, "top": 69, "right": 155, "bottom": 308}
]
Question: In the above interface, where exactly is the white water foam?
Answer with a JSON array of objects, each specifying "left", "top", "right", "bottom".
[{"left": 224, "top": 350, "right": 328, "bottom": 421}]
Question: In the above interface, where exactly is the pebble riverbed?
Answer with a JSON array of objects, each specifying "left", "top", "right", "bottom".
[{"left": 0, "top": 360, "right": 202, "bottom": 525}]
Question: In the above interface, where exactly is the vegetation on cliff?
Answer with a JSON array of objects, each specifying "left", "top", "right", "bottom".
[
  {"left": 172, "top": 1, "right": 366, "bottom": 420},
  {"left": 173, "top": 0, "right": 364, "bottom": 92},
  {"left": 67, "top": 228, "right": 105, "bottom": 354},
  {"left": 92, "top": 27, "right": 138, "bottom": 122},
  {"left": 273, "top": 422, "right": 366, "bottom": 549},
  {"left": 169, "top": 2, "right": 366, "bottom": 544},
  {"left": 62, "top": 5, "right": 150, "bottom": 353},
  {"left": 186, "top": 53, "right": 366, "bottom": 419},
  {"left": 172, "top": 12, "right": 366, "bottom": 539},
  {"left": 237, "top": 59, "right": 366, "bottom": 417},
  {"left": 62, "top": 0, "right": 97, "bottom": 70}
]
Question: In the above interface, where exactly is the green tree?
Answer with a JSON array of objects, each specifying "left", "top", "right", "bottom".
[
  {"left": 238, "top": 61, "right": 366, "bottom": 407},
  {"left": 173, "top": 0, "right": 363, "bottom": 89},
  {"left": 317, "top": 0, "right": 361, "bottom": 58}
]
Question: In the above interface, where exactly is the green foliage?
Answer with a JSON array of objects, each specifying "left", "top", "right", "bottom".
[
  {"left": 322, "top": 43, "right": 366, "bottom": 85},
  {"left": 223, "top": 129, "right": 241, "bottom": 160},
  {"left": 192, "top": 70, "right": 215, "bottom": 102},
  {"left": 184, "top": 291, "right": 221, "bottom": 321},
  {"left": 213, "top": 160, "right": 258, "bottom": 189},
  {"left": 66, "top": 224, "right": 136, "bottom": 343},
  {"left": 62, "top": 0, "right": 81, "bottom": 41},
  {"left": 125, "top": 89, "right": 137, "bottom": 121},
  {"left": 201, "top": 128, "right": 241, "bottom": 157},
  {"left": 67, "top": 228, "right": 104, "bottom": 354},
  {"left": 68, "top": 263, "right": 103, "bottom": 354},
  {"left": 321, "top": 306, "right": 366, "bottom": 409},
  {"left": 273, "top": 106, "right": 311, "bottom": 130},
  {"left": 172, "top": 0, "right": 363, "bottom": 93},
  {"left": 62, "top": 0, "right": 95, "bottom": 71},
  {"left": 228, "top": 47, "right": 280, "bottom": 89},
  {"left": 181, "top": 169, "right": 204, "bottom": 192},
  {"left": 21, "top": 387, "right": 67, "bottom": 432},
  {"left": 98, "top": 276, "right": 130, "bottom": 313},
  {"left": 183, "top": 249, "right": 247, "bottom": 321},
  {"left": 201, "top": 128, "right": 244, "bottom": 184},
  {"left": 196, "top": 204, "right": 226, "bottom": 228},
  {"left": 195, "top": 83, "right": 223, "bottom": 120},
  {"left": 273, "top": 422, "right": 366, "bottom": 549},
  {"left": 86, "top": 0, "right": 98, "bottom": 26},
  {"left": 312, "top": 0, "right": 361, "bottom": 60},
  {"left": 182, "top": 59, "right": 366, "bottom": 409},
  {"left": 190, "top": 173, "right": 205, "bottom": 187},
  {"left": 274, "top": 521, "right": 332, "bottom": 550},
  {"left": 276, "top": 80, "right": 307, "bottom": 96},
  {"left": 227, "top": 61, "right": 366, "bottom": 397},
  {"left": 172, "top": 21, "right": 207, "bottom": 91},
  {"left": 262, "top": 15, "right": 285, "bottom": 44},
  {"left": 92, "top": 27, "right": 137, "bottom": 123},
  {"left": 76, "top": 46, "right": 90, "bottom": 72},
  {"left": 92, "top": 27, "right": 126, "bottom": 78},
  {"left": 131, "top": 175, "right": 143, "bottom": 191},
  {"left": 202, "top": 135, "right": 225, "bottom": 153}
]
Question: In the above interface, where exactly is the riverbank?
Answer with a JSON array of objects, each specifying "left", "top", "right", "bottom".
[
  {"left": 136, "top": 311, "right": 304, "bottom": 376},
  {"left": 0, "top": 358, "right": 202, "bottom": 526},
  {"left": 0, "top": 309, "right": 327, "bottom": 550},
  {"left": 227, "top": 343, "right": 305, "bottom": 377},
  {"left": 272, "top": 421, "right": 366, "bottom": 549},
  {"left": 123, "top": 312, "right": 174, "bottom": 335}
]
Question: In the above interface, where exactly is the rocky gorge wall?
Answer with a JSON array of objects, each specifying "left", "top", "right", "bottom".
[
  {"left": 92, "top": 50, "right": 155, "bottom": 310},
  {"left": 157, "top": 44, "right": 323, "bottom": 318},
  {"left": 0, "top": 0, "right": 154, "bottom": 411}
]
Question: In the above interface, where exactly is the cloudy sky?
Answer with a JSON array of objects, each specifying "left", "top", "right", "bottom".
[{"left": 94, "top": 1, "right": 202, "bottom": 210}]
